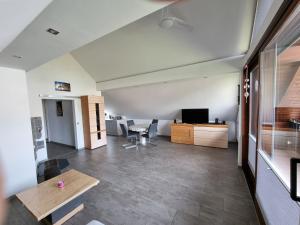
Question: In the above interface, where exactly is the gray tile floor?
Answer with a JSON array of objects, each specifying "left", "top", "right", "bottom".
[{"left": 5, "top": 136, "right": 259, "bottom": 225}]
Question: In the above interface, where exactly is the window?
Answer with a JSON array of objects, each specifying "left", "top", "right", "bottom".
[
  {"left": 258, "top": 6, "right": 300, "bottom": 192},
  {"left": 250, "top": 67, "right": 259, "bottom": 139}
]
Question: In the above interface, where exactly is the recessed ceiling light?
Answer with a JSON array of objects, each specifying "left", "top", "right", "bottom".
[
  {"left": 12, "top": 55, "right": 22, "bottom": 59},
  {"left": 46, "top": 28, "right": 60, "bottom": 35}
]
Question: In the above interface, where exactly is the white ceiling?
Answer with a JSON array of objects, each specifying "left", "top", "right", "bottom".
[
  {"left": 0, "top": 0, "right": 172, "bottom": 70},
  {"left": 72, "top": 0, "right": 257, "bottom": 84},
  {"left": 244, "top": 0, "right": 284, "bottom": 64},
  {"left": 0, "top": 0, "right": 52, "bottom": 52},
  {"left": 97, "top": 55, "right": 244, "bottom": 91}
]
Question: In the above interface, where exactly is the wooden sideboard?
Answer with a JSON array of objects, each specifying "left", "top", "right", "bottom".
[{"left": 171, "top": 123, "right": 228, "bottom": 148}]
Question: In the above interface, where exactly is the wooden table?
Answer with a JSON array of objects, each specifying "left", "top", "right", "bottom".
[
  {"left": 16, "top": 169, "right": 99, "bottom": 225},
  {"left": 129, "top": 124, "right": 149, "bottom": 145}
]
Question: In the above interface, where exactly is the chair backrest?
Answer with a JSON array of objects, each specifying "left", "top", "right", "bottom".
[
  {"left": 120, "top": 123, "right": 128, "bottom": 137},
  {"left": 152, "top": 119, "right": 158, "bottom": 124},
  {"left": 57, "top": 159, "right": 70, "bottom": 170},
  {"left": 127, "top": 120, "right": 135, "bottom": 127},
  {"left": 152, "top": 119, "right": 158, "bottom": 132},
  {"left": 148, "top": 123, "right": 158, "bottom": 138},
  {"left": 44, "top": 167, "right": 61, "bottom": 181}
]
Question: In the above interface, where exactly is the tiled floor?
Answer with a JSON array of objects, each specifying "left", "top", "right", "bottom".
[
  {"left": 6, "top": 136, "right": 259, "bottom": 225},
  {"left": 47, "top": 142, "right": 77, "bottom": 160}
]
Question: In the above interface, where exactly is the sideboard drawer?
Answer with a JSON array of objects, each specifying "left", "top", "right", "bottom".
[
  {"left": 194, "top": 126, "right": 228, "bottom": 132},
  {"left": 194, "top": 137, "right": 227, "bottom": 148},
  {"left": 194, "top": 130, "right": 227, "bottom": 140}
]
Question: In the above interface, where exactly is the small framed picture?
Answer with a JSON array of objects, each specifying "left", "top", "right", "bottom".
[
  {"left": 56, "top": 101, "right": 63, "bottom": 117},
  {"left": 55, "top": 81, "right": 71, "bottom": 92}
]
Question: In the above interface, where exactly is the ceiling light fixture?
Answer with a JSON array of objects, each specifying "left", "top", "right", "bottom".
[
  {"left": 159, "top": 7, "right": 193, "bottom": 31},
  {"left": 46, "top": 28, "right": 60, "bottom": 35},
  {"left": 12, "top": 55, "right": 22, "bottom": 59}
]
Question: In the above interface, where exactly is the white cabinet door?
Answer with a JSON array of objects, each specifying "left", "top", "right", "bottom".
[{"left": 256, "top": 153, "right": 300, "bottom": 225}]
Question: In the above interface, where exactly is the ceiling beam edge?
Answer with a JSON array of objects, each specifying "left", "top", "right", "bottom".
[{"left": 97, "top": 54, "right": 244, "bottom": 91}]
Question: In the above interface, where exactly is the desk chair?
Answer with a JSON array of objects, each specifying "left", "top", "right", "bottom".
[{"left": 120, "top": 124, "right": 138, "bottom": 149}]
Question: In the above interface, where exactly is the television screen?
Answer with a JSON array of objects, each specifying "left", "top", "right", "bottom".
[{"left": 182, "top": 108, "right": 209, "bottom": 124}]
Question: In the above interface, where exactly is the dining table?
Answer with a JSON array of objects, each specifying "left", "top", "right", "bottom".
[{"left": 129, "top": 124, "right": 149, "bottom": 145}]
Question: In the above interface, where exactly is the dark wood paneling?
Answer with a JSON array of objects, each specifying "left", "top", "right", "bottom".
[
  {"left": 241, "top": 68, "right": 250, "bottom": 168},
  {"left": 275, "top": 107, "right": 300, "bottom": 127}
]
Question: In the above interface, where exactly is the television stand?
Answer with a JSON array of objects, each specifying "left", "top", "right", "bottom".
[{"left": 171, "top": 123, "right": 228, "bottom": 148}]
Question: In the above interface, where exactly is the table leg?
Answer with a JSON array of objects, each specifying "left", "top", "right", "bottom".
[
  {"left": 43, "top": 196, "right": 84, "bottom": 225},
  {"left": 53, "top": 204, "right": 84, "bottom": 225},
  {"left": 140, "top": 134, "right": 147, "bottom": 146}
]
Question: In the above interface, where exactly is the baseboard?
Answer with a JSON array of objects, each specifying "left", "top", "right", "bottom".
[{"left": 48, "top": 141, "right": 75, "bottom": 148}]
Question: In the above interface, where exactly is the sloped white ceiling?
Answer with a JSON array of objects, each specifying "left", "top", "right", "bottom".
[
  {"left": 0, "top": 0, "right": 52, "bottom": 52},
  {"left": 103, "top": 73, "right": 240, "bottom": 121},
  {"left": 72, "top": 0, "right": 256, "bottom": 86},
  {"left": 244, "top": 0, "right": 284, "bottom": 64},
  {"left": 0, "top": 0, "right": 173, "bottom": 70}
]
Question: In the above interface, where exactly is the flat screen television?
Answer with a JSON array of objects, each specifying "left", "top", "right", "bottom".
[{"left": 182, "top": 108, "right": 209, "bottom": 124}]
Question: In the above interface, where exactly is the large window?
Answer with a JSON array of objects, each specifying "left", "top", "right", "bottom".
[{"left": 258, "top": 6, "right": 300, "bottom": 193}]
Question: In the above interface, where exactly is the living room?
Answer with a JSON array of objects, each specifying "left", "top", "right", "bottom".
[{"left": 0, "top": 1, "right": 299, "bottom": 225}]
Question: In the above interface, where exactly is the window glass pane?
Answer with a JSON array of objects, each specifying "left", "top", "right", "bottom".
[
  {"left": 250, "top": 67, "right": 259, "bottom": 138},
  {"left": 258, "top": 5, "right": 300, "bottom": 193},
  {"left": 259, "top": 45, "right": 276, "bottom": 157}
]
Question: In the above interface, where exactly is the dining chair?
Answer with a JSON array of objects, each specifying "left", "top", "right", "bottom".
[
  {"left": 142, "top": 123, "right": 158, "bottom": 146},
  {"left": 38, "top": 158, "right": 70, "bottom": 182},
  {"left": 44, "top": 166, "right": 61, "bottom": 181},
  {"left": 120, "top": 124, "right": 138, "bottom": 149},
  {"left": 127, "top": 120, "right": 135, "bottom": 127},
  {"left": 127, "top": 120, "right": 140, "bottom": 135},
  {"left": 151, "top": 119, "right": 158, "bottom": 132},
  {"left": 151, "top": 119, "right": 158, "bottom": 124}
]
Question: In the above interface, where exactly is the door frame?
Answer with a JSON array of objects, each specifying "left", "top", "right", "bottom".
[{"left": 41, "top": 97, "right": 84, "bottom": 150}]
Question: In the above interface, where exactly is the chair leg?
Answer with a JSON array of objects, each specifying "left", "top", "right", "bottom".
[
  {"left": 125, "top": 144, "right": 137, "bottom": 149},
  {"left": 121, "top": 137, "right": 135, "bottom": 148},
  {"left": 148, "top": 138, "right": 157, "bottom": 146},
  {"left": 122, "top": 143, "right": 132, "bottom": 147},
  {"left": 123, "top": 137, "right": 139, "bottom": 150}
]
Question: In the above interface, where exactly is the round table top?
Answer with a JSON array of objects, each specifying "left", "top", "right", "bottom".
[{"left": 129, "top": 124, "right": 148, "bottom": 132}]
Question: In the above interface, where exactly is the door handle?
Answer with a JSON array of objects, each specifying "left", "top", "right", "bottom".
[{"left": 290, "top": 158, "right": 300, "bottom": 201}]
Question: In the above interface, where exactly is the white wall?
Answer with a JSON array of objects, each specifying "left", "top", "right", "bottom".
[
  {"left": 26, "top": 53, "right": 101, "bottom": 162},
  {"left": 0, "top": 67, "right": 37, "bottom": 197},
  {"left": 104, "top": 74, "right": 240, "bottom": 141},
  {"left": 44, "top": 100, "right": 75, "bottom": 146}
]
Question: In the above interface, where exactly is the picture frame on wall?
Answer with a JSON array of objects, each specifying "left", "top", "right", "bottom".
[
  {"left": 55, "top": 81, "right": 71, "bottom": 92},
  {"left": 56, "top": 101, "right": 63, "bottom": 117}
]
